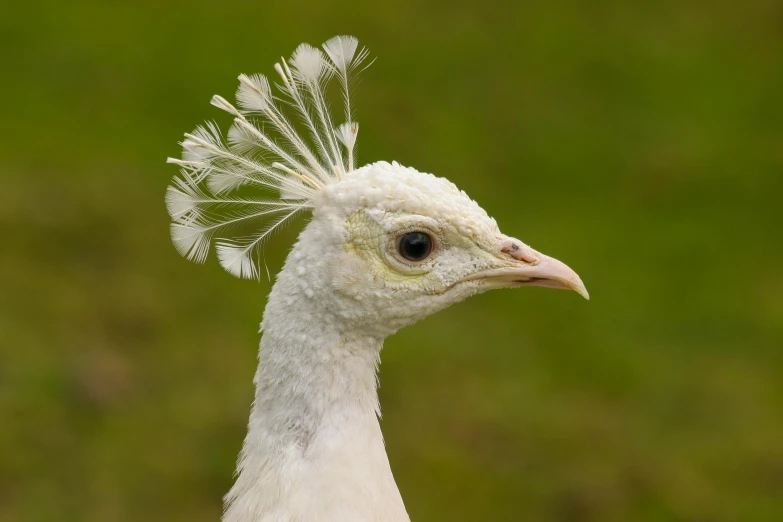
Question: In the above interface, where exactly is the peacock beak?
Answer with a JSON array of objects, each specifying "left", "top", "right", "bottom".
[{"left": 463, "top": 242, "right": 589, "bottom": 300}]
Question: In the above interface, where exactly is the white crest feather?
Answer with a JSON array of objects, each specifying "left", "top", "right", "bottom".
[
  {"left": 165, "top": 174, "right": 202, "bottom": 220},
  {"left": 236, "top": 74, "right": 271, "bottom": 113},
  {"left": 170, "top": 223, "right": 211, "bottom": 264},
  {"left": 336, "top": 122, "right": 359, "bottom": 151},
  {"left": 215, "top": 242, "right": 260, "bottom": 280},
  {"left": 290, "top": 44, "right": 329, "bottom": 83},
  {"left": 322, "top": 36, "right": 360, "bottom": 73},
  {"left": 166, "top": 36, "right": 371, "bottom": 279}
]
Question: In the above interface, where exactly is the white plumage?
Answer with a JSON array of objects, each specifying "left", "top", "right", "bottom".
[{"left": 166, "top": 36, "right": 588, "bottom": 522}]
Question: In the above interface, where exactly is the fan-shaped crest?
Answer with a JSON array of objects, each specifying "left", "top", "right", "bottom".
[{"left": 165, "top": 36, "right": 371, "bottom": 280}]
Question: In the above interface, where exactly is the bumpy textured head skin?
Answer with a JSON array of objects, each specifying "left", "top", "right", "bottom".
[{"left": 277, "top": 160, "right": 586, "bottom": 338}]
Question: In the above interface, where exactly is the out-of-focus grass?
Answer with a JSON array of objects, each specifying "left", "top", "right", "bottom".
[{"left": 1, "top": 1, "right": 782, "bottom": 521}]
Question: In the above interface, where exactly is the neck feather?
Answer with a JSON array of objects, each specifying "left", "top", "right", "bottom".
[{"left": 223, "top": 249, "right": 410, "bottom": 522}]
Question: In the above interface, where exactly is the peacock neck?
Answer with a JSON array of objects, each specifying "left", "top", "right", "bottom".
[{"left": 222, "top": 249, "right": 411, "bottom": 522}]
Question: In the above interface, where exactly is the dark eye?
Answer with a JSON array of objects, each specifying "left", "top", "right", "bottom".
[{"left": 397, "top": 232, "right": 433, "bottom": 262}]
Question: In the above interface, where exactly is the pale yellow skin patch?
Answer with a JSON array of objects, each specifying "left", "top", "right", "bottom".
[{"left": 343, "top": 209, "right": 506, "bottom": 295}]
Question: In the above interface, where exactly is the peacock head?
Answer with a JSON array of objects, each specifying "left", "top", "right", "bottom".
[
  {"left": 297, "top": 161, "right": 587, "bottom": 333},
  {"left": 165, "top": 36, "right": 587, "bottom": 334}
]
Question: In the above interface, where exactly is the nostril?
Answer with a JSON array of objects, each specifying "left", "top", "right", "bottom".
[{"left": 501, "top": 242, "right": 538, "bottom": 264}]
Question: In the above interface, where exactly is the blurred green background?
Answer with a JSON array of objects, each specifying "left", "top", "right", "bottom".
[{"left": 2, "top": 1, "right": 782, "bottom": 521}]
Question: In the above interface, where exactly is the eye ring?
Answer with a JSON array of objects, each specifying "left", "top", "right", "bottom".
[{"left": 396, "top": 231, "right": 434, "bottom": 262}]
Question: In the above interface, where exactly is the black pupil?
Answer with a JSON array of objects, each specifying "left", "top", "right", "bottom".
[{"left": 398, "top": 232, "right": 432, "bottom": 261}]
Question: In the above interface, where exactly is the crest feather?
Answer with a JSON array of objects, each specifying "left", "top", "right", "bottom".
[
  {"left": 236, "top": 74, "right": 271, "bottom": 113},
  {"left": 166, "top": 36, "right": 371, "bottom": 279}
]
